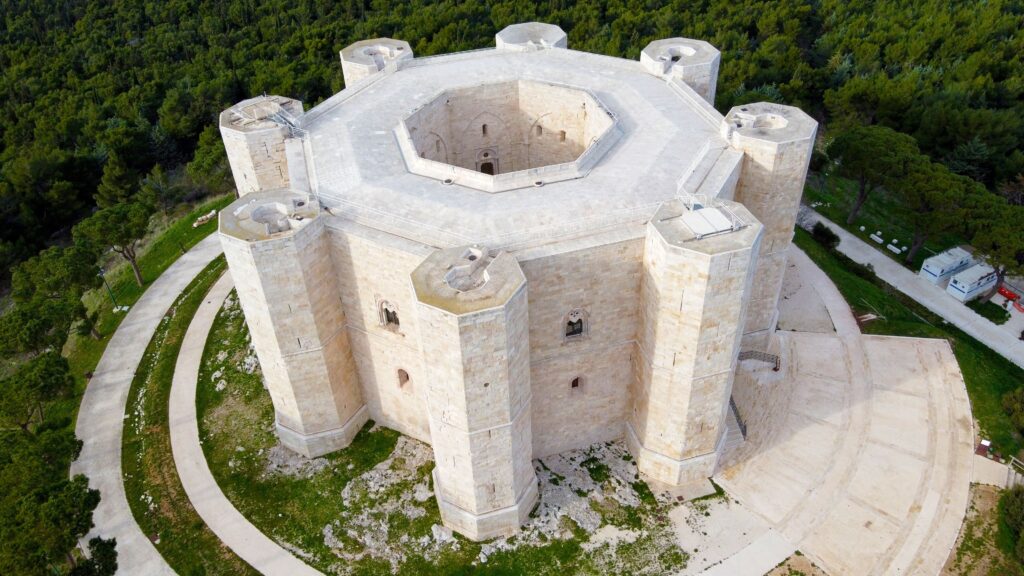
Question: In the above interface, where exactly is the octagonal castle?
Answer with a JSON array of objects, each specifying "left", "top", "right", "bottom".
[{"left": 218, "top": 23, "right": 816, "bottom": 541}]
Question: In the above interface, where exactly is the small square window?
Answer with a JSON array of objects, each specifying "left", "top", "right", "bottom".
[{"left": 564, "top": 308, "right": 587, "bottom": 340}]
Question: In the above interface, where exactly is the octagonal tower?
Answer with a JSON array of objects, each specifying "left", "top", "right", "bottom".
[
  {"left": 219, "top": 190, "right": 367, "bottom": 456},
  {"left": 412, "top": 247, "right": 538, "bottom": 540},
  {"left": 641, "top": 38, "right": 721, "bottom": 104},
  {"left": 722, "top": 103, "right": 818, "bottom": 350},
  {"left": 219, "top": 96, "right": 305, "bottom": 196},
  {"left": 340, "top": 38, "right": 413, "bottom": 86},
  {"left": 629, "top": 198, "right": 762, "bottom": 484}
]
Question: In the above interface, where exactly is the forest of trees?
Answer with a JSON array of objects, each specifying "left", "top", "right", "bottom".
[
  {"left": 2, "top": 0, "right": 1023, "bottom": 275},
  {"left": 1, "top": 0, "right": 1023, "bottom": 573}
]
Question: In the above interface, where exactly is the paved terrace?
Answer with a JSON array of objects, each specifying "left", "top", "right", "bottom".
[{"left": 711, "top": 247, "right": 974, "bottom": 575}]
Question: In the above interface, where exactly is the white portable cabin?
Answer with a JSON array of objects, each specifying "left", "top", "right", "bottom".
[
  {"left": 920, "top": 247, "right": 973, "bottom": 285},
  {"left": 946, "top": 263, "right": 998, "bottom": 302}
]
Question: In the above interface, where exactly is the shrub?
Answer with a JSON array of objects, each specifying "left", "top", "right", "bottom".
[
  {"left": 809, "top": 148, "right": 829, "bottom": 173},
  {"left": 811, "top": 222, "right": 840, "bottom": 250},
  {"left": 1001, "top": 485, "right": 1024, "bottom": 537},
  {"left": 1003, "top": 388, "right": 1024, "bottom": 433}
]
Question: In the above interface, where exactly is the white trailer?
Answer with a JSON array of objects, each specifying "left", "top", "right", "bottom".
[
  {"left": 946, "top": 263, "right": 998, "bottom": 302},
  {"left": 920, "top": 247, "right": 973, "bottom": 285}
]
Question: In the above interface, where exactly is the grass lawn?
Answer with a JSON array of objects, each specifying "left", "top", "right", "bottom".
[
  {"left": 968, "top": 299, "right": 1012, "bottom": 326},
  {"left": 794, "top": 228, "right": 1024, "bottom": 455},
  {"left": 121, "top": 256, "right": 255, "bottom": 575},
  {"left": 193, "top": 291, "right": 687, "bottom": 575},
  {"left": 804, "top": 175, "right": 968, "bottom": 270},
  {"left": 944, "top": 485, "right": 1023, "bottom": 576}
]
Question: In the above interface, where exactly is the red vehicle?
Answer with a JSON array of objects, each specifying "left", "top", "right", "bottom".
[{"left": 999, "top": 286, "right": 1020, "bottom": 301}]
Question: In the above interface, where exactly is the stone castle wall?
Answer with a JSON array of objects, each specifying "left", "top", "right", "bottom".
[{"left": 520, "top": 238, "right": 642, "bottom": 457}]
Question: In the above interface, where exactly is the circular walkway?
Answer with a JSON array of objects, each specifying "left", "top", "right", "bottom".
[
  {"left": 71, "top": 234, "right": 223, "bottom": 576},
  {"left": 167, "top": 274, "right": 321, "bottom": 575}
]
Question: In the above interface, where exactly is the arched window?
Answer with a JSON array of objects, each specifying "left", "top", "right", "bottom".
[
  {"left": 559, "top": 130, "right": 567, "bottom": 142},
  {"left": 480, "top": 161, "right": 494, "bottom": 175},
  {"left": 535, "top": 125, "right": 543, "bottom": 136},
  {"left": 398, "top": 369, "right": 410, "bottom": 387},
  {"left": 565, "top": 308, "right": 587, "bottom": 340},
  {"left": 482, "top": 124, "right": 488, "bottom": 136},
  {"left": 379, "top": 300, "right": 400, "bottom": 330},
  {"left": 435, "top": 139, "right": 442, "bottom": 154}
]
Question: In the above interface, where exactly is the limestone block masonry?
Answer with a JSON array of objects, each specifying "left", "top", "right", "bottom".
[
  {"left": 220, "top": 191, "right": 367, "bottom": 457},
  {"left": 723, "top": 104, "right": 817, "bottom": 350},
  {"left": 412, "top": 247, "right": 538, "bottom": 540},
  {"left": 216, "top": 21, "right": 816, "bottom": 541},
  {"left": 220, "top": 96, "right": 305, "bottom": 197}
]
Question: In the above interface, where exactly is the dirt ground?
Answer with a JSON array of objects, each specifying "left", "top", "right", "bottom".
[
  {"left": 766, "top": 554, "right": 828, "bottom": 576},
  {"left": 941, "top": 484, "right": 1023, "bottom": 576}
]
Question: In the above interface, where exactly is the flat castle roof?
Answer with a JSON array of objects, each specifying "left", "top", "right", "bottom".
[{"left": 298, "top": 45, "right": 734, "bottom": 251}]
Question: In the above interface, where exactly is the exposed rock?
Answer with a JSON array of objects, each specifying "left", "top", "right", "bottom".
[{"left": 263, "top": 443, "right": 330, "bottom": 478}]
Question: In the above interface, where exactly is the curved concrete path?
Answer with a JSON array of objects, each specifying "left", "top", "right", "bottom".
[
  {"left": 713, "top": 246, "right": 974, "bottom": 575},
  {"left": 805, "top": 208, "right": 1024, "bottom": 370},
  {"left": 168, "top": 275, "right": 322, "bottom": 575},
  {"left": 71, "top": 234, "right": 223, "bottom": 575}
]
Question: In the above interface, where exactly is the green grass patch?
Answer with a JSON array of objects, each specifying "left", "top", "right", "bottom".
[
  {"left": 121, "top": 256, "right": 255, "bottom": 575},
  {"left": 794, "top": 228, "right": 1024, "bottom": 455},
  {"left": 968, "top": 299, "right": 1012, "bottom": 326},
  {"left": 691, "top": 479, "right": 727, "bottom": 503},
  {"left": 804, "top": 175, "right": 967, "bottom": 270},
  {"left": 581, "top": 456, "right": 611, "bottom": 483},
  {"left": 949, "top": 486, "right": 1024, "bottom": 576}
]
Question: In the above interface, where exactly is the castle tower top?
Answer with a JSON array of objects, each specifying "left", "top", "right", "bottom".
[
  {"left": 219, "top": 189, "right": 319, "bottom": 242},
  {"left": 219, "top": 95, "right": 303, "bottom": 134},
  {"left": 411, "top": 246, "right": 526, "bottom": 315},
  {"left": 722, "top": 102, "right": 818, "bottom": 147},
  {"left": 340, "top": 38, "right": 414, "bottom": 85},
  {"left": 495, "top": 22, "right": 567, "bottom": 51},
  {"left": 640, "top": 38, "right": 721, "bottom": 103}
]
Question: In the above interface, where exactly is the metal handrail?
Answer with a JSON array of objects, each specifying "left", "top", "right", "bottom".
[
  {"left": 729, "top": 396, "right": 747, "bottom": 440},
  {"left": 738, "top": 350, "right": 780, "bottom": 371}
]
